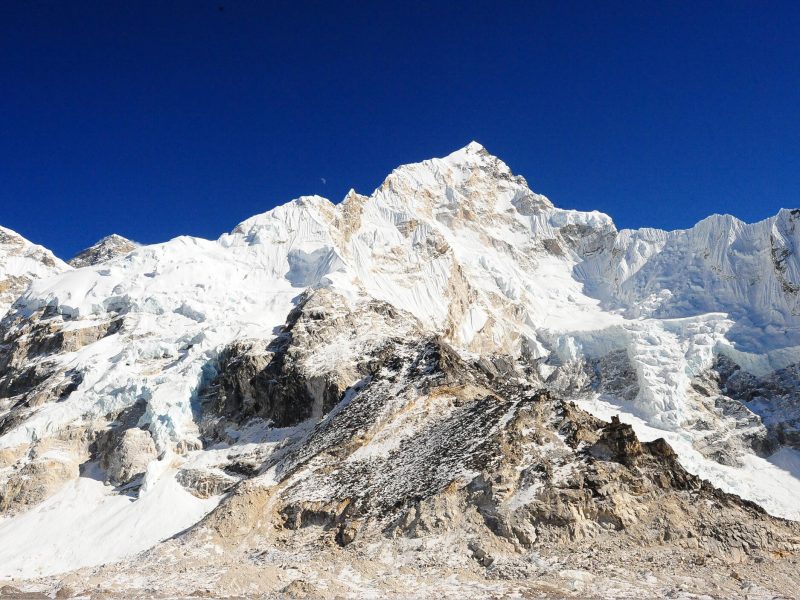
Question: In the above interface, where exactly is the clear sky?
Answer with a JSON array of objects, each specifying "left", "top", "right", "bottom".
[{"left": 1, "top": 1, "right": 799, "bottom": 258}]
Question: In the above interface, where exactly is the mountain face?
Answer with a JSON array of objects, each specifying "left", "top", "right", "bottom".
[
  {"left": 68, "top": 234, "right": 139, "bottom": 268},
  {"left": 0, "top": 143, "right": 799, "bottom": 597}
]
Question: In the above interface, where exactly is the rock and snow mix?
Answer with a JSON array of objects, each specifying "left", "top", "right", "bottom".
[{"left": 0, "top": 143, "right": 799, "bottom": 596}]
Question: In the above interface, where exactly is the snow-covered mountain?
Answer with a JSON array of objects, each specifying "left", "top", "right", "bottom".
[{"left": 1, "top": 143, "right": 799, "bottom": 596}]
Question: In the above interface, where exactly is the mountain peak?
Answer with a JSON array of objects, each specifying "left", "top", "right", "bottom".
[
  {"left": 68, "top": 234, "right": 139, "bottom": 268},
  {"left": 455, "top": 139, "right": 487, "bottom": 155},
  {"left": 441, "top": 140, "right": 491, "bottom": 165}
]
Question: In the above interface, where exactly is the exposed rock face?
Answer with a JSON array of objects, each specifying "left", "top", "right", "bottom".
[
  {"left": 0, "top": 457, "right": 78, "bottom": 514},
  {"left": 0, "top": 425, "right": 90, "bottom": 514},
  {"left": 685, "top": 356, "right": 779, "bottom": 466},
  {"left": 198, "top": 288, "right": 421, "bottom": 441},
  {"left": 589, "top": 414, "right": 645, "bottom": 462},
  {"left": 67, "top": 234, "right": 138, "bottom": 268},
  {"left": 708, "top": 354, "right": 800, "bottom": 449},
  {"left": 0, "top": 310, "right": 146, "bottom": 508},
  {"left": 99, "top": 427, "right": 158, "bottom": 486},
  {"left": 217, "top": 305, "right": 797, "bottom": 564},
  {"left": 166, "top": 293, "right": 800, "bottom": 568},
  {"left": 0, "top": 311, "right": 122, "bottom": 435}
]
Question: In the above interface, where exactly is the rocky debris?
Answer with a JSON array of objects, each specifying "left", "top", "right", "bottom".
[
  {"left": 53, "top": 585, "right": 77, "bottom": 599},
  {"left": 468, "top": 541, "right": 495, "bottom": 567},
  {"left": 67, "top": 234, "right": 138, "bottom": 268},
  {"left": 279, "top": 579, "right": 322, "bottom": 599},
  {"left": 176, "top": 468, "right": 239, "bottom": 499},
  {"left": 0, "top": 586, "right": 49, "bottom": 599},
  {"left": 2, "top": 145, "right": 800, "bottom": 594}
]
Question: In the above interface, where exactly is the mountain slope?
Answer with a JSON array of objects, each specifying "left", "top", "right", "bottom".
[{"left": 0, "top": 143, "right": 799, "bottom": 596}]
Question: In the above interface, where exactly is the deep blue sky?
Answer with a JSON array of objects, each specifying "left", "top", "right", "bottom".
[{"left": 1, "top": 1, "right": 799, "bottom": 258}]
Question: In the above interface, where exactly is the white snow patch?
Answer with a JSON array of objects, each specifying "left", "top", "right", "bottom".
[{"left": 0, "top": 466, "right": 220, "bottom": 580}]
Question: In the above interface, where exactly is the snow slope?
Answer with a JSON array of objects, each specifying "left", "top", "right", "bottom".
[
  {"left": 0, "top": 463, "right": 217, "bottom": 579},
  {"left": 1, "top": 142, "right": 800, "bottom": 577}
]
